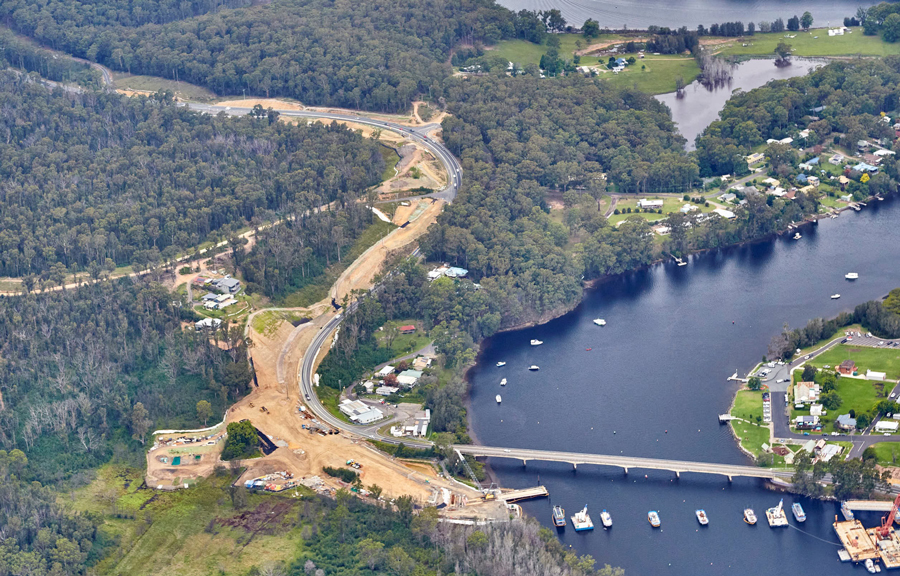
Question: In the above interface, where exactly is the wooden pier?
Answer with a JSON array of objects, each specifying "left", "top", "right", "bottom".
[{"left": 497, "top": 486, "right": 549, "bottom": 502}]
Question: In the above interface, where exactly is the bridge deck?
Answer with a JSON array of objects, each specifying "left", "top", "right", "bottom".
[
  {"left": 498, "top": 486, "right": 549, "bottom": 502},
  {"left": 844, "top": 500, "right": 895, "bottom": 511}
]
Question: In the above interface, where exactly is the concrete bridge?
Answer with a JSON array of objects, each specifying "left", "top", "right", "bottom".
[{"left": 454, "top": 445, "right": 794, "bottom": 482}]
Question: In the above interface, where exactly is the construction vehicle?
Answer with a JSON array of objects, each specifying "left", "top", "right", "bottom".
[
  {"left": 482, "top": 493, "right": 496, "bottom": 501},
  {"left": 346, "top": 459, "right": 355, "bottom": 466},
  {"left": 878, "top": 493, "right": 900, "bottom": 538}
]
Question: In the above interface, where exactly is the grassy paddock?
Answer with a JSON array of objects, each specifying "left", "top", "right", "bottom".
[
  {"left": 114, "top": 74, "right": 218, "bottom": 100},
  {"left": 379, "top": 144, "right": 400, "bottom": 182},
  {"left": 716, "top": 27, "right": 900, "bottom": 58},
  {"left": 809, "top": 344, "right": 900, "bottom": 380},
  {"left": 607, "top": 196, "right": 713, "bottom": 224},
  {"left": 599, "top": 55, "right": 701, "bottom": 94},
  {"left": 871, "top": 442, "right": 900, "bottom": 467}
]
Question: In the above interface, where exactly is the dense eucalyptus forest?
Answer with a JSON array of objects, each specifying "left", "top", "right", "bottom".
[{"left": 0, "top": 72, "right": 385, "bottom": 276}]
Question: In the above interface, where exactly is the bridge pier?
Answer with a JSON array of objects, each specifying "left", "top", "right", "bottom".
[
  {"left": 572, "top": 462, "right": 577, "bottom": 471},
  {"left": 675, "top": 471, "right": 680, "bottom": 479},
  {"left": 623, "top": 467, "right": 628, "bottom": 475},
  {"left": 522, "top": 459, "right": 528, "bottom": 467},
  {"left": 727, "top": 475, "right": 733, "bottom": 482}
]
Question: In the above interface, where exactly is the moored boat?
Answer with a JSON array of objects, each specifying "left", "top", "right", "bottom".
[
  {"left": 529, "top": 365, "right": 540, "bottom": 371},
  {"left": 496, "top": 361, "right": 506, "bottom": 367},
  {"left": 648, "top": 511, "right": 661, "bottom": 528},
  {"left": 500, "top": 378, "right": 507, "bottom": 386},
  {"left": 552, "top": 505, "right": 566, "bottom": 527},
  {"left": 791, "top": 502, "right": 806, "bottom": 522},
  {"left": 846, "top": 272, "right": 859, "bottom": 280},
  {"left": 743, "top": 508, "right": 757, "bottom": 525},
  {"left": 793, "top": 232, "right": 802, "bottom": 240},
  {"left": 495, "top": 394, "right": 502, "bottom": 403},
  {"left": 570, "top": 505, "right": 594, "bottom": 531},
  {"left": 866, "top": 559, "right": 876, "bottom": 573},
  {"left": 593, "top": 318, "right": 606, "bottom": 326},
  {"left": 766, "top": 499, "right": 788, "bottom": 527},
  {"left": 831, "top": 294, "right": 841, "bottom": 299},
  {"left": 695, "top": 509, "right": 708, "bottom": 525},
  {"left": 530, "top": 339, "right": 543, "bottom": 346},
  {"left": 600, "top": 509, "right": 612, "bottom": 528}
]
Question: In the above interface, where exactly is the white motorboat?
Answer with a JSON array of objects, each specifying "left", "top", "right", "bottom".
[
  {"left": 495, "top": 394, "right": 502, "bottom": 403},
  {"left": 866, "top": 559, "right": 876, "bottom": 573},
  {"left": 831, "top": 294, "right": 841, "bottom": 300},
  {"left": 845, "top": 272, "right": 859, "bottom": 280},
  {"left": 500, "top": 378, "right": 507, "bottom": 386},
  {"left": 793, "top": 232, "right": 802, "bottom": 240},
  {"left": 696, "top": 509, "right": 709, "bottom": 526},
  {"left": 593, "top": 318, "right": 607, "bottom": 326},
  {"left": 496, "top": 361, "right": 506, "bottom": 367},
  {"left": 528, "top": 365, "right": 540, "bottom": 371},
  {"left": 743, "top": 508, "right": 757, "bottom": 525},
  {"left": 530, "top": 339, "right": 543, "bottom": 346},
  {"left": 600, "top": 509, "right": 612, "bottom": 528}
]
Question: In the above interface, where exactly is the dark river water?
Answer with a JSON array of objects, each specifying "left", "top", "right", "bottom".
[
  {"left": 467, "top": 197, "right": 900, "bottom": 575},
  {"left": 657, "top": 58, "right": 825, "bottom": 150},
  {"left": 494, "top": 0, "right": 871, "bottom": 29}
]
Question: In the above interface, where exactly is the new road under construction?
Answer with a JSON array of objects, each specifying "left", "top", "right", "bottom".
[{"left": 835, "top": 497, "right": 900, "bottom": 569}]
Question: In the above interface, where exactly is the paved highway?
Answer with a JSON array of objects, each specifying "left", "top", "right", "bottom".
[{"left": 184, "top": 103, "right": 462, "bottom": 203}]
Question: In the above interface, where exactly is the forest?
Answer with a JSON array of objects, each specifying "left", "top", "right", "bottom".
[
  {"left": 0, "top": 72, "right": 386, "bottom": 276},
  {"left": 0, "top": 278, "right": 250, "bottom": 483},
  {"left": 695, "top": 58, "right": 900, "bottom": 176},
  {"left": 0, "top": 27, "right": 99, "bottom": 86},
  {"left": 0, "top": 0, "right": 528, "bottom": 111}
]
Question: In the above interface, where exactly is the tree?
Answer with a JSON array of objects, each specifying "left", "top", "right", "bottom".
[
  {"left": 130, "top": 402, "right": 152, "bottom": 445},
  {"left": 222, "top": 420, "right": 260, "bottom": 460},
  {"left": 383, "top": 373, "right": 398, "bottom": 387},
  {"left": 821, "top": 391, "right": 843, "bottom": 410},
  {"left": 801, "top": 11, "right": 814, "bottom": 30},
  {"left": 196, "top": 400, "right": 213, "bottom": 426},
  {"left": 582, "top": 19, "right": 600, "bottom": 39},
  {"left": 819, "top": 371, "right": 837, "bottom": 392},
  {"left": 787, "top": 15, "right": 800, "bottom": 31},
  {"left": 466, "top": 530, "right": 489, "bottom": 551},
  {"left": 358, "top": 538, "right": 385, "bottom": 570},
  {"left": 748, "top": 376, "right": 762, "bottom": 391},
  {"left": 856, "top": 413, "right": 871, "bottom": 429},
  {"left": 801, "top": 365, "right": 818, "bottom": 382},
  {"left": 883, "top": 13, "right": 900, "bottom": 42},
  {"left": 774, "top": 40, "right": 792, "bottom": 62}
]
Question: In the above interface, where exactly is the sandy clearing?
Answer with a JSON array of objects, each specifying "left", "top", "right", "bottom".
[
  {"left": 577, "top": 37, "right": 647, "bottom": 56},
  {"left": 216, "top": 98, "right": 305, "bottom": 111}
]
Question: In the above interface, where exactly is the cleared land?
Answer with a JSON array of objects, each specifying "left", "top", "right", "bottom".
[
  {"left": 809, "top": 345, "right": 900, "bottom": 380},
  {"left": 114, "top": 74, "right": 217, "bottom": 101},
  {"left": 607, "top": 196, "right": 714, "bottom": 225},
  {"left": 716, "top": 27, "right": 900, "bottom": 58}
]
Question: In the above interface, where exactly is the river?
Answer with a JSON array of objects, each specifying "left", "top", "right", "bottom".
[
  {"left": 656, "top": 57, "right": 825, "bottom": 150},
  {"left": 467, "top": 197, "right": 900, "bottom": 574},
  {"left": 495, "top": 0, "right": 871, "bottom": 29}
]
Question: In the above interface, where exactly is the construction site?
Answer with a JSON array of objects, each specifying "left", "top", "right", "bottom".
[{"left": 835, "top": 496, "right": 900, "bottom": 570}]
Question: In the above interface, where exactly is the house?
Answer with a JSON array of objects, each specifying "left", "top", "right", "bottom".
[
  {"left": 795, "top": 415, "right": 820, "bottom": 430},
  {"left": 638, "top": 199, "right": 664, "bottom": 210},
  {"left": 412, "top": 356, "right": 432, "bottom": 371},
  {"left": 195, "top": 317, "right": 222, "bottom": 330},
  {"left": 615, "top": 57, "right": 628, "bottom": 67},
  {"left": 362, "top": 381, "right": 376, "bottom": 394},
  {"left": 836, "top": 414, "right": 857, "bottom": 430},
  {"left": 651, "top": 224, "right": 670, "bottom": 235},
  {"left": 874, "top": 149, "right": 896, "bottom": 157},
  {"left": 818, "top": 444, "right": 843, "bottom": 462},
  {"left": 829, "top": 154, "right": 844, "bottom": 165},
  {"left": 399, "top": 325, "right": 416, "bottom": 335},
  {"left": 201, "top": 292, "right": 219, "bottom": 302},
  {"left": 713, "top": 208, "right": 735, "bottom": 219},
  {"left": 762, "top": 177, "right": 781, "bottom": 187},
  {"left": 807, "top": 175, "right": 820, "bottom": 187},
  {"left": 428, "top": 266, "right": 448, "bottom": 280},
  {"left": 838, "top": 359, "right": 857, "bottom": 375},
  {"left": 810, "top": 106, "right": 826, "bottom": 113},
  {"left": 680, "top": 204, "right": 699, "bottom": 213},
  {"left": 214, "top": 277, "right": 241, "bottom": 293},
  {"left": 798, "top": 185, "right": 816, "bottom": 195},
  {"left": 802, "top": 439, "right": 817, "bottom": 453},
  {"left": 377, "top": 365, "right": 395, "bottom": 377},
  {"left": 852, "top": 162, "right": 879, "bottom": 173},
  {"left": 375, "top": 385, "right": 399, "bottom": 396},
  {"left": 769, "top": 187, "right": 787, "bottom": 197},
  {"left": 840, "top": 194, "right": 853, "bottom": 202},
  {"left": 794, "top": 381, "right": 820, "bottom": 404},
  {"left": 397, "top": 369, "right": 423, "bottom": 387},
  {"left": 746, "top": 152, "right": 765, "bottom": 165},
  {"left": 875, "top": 421, "right": 899, "bottom": 433},
  {"left": 866, "top": 369, "right": 887, "bottom": 381},
  {"left": 445, "top": 267, "right": 468, "bottom": 278},
  {"left": 742, "top": 185, "right": 760, "bottom": 196},
  {"left": 795, "top": 174, "right": 808, "bottom": 184},
  {"left": 718, "top": 193, "right": 736, "bottom": 203},
  {"left": 798, "top": 129, "right": 810, "bottom": 139},
  {"left": 858, "top": 140, "right": 870, "bottom": 151},
  {"left": 863, "top": 153, "right": 882, "bottom": 166},
  {"left": 779, "top": 137, "right": 794, "bottom": 145},
  {"left": 339, "top": 399, "right": 383, "bottom": 424}
]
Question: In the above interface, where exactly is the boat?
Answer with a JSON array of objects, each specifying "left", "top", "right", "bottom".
[
  {"left": 793, "top": 232, "right": 802, "bottom": 240},
  {"left": 743, "top": 508, "right": 757, "bottom": 525},
  {"left": 695, "top": 509, "right": 709, "bottom": 526},
  {"left": 496, "top": 361, "right": 506, "bottom": 367},
  {"left": 500, "top": 378, "right": 507, "bottom": 386},
  {"left": 766, "top": 499, "right": 788, "bottom": 527},
  {"left": 648, "top": 511, "right": 661, "bottom": 528},
  {"left": 570, "top": 505, "right": 594, "bottom": 531},
  {"left": 530, "top": 339, "right": 543, "bottom": 346},
  {"left": 791, "top": 502, "right": 806, "bottom": 522},
  {"left": 495, "top": 394, "right": 502, "bottom": 403},
  {"left": 552, "top": 505, "right": 566, "bottom": 527},
  {"left": 845, "top": 272, "right": 859, "bottom": 280},
  {"left": 529, "top": 365, "right": 540, "bottom": 371},
  {"left": 593, "top": 318, "right": 607, "bottom": 326},
  {"left": 866, "top": 559, "right": 876, "bottom": 574},
  {"left": 831, "top": 294, "right": 841, "bottom": 299},
  {"left": 600, "top": 509, "right": 612, "bottom": 528}
]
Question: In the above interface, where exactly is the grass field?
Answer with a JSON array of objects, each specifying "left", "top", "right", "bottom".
[
  {"left": 791, "top": 374, "right": 882, "bottom": 433},
  {"left": 379, "top": 144, "right": 400, "bottom": 182},
  {"left": 607, "top": 196, "right": 713, "bottom": 224},
  {"left": 731, "top": 390, "right": 764, "bottom": 422},
  {"left": 599, "top": 56, "right": 701, "bottom": 94},
  {"left": 716, "top": 27, "right": 900, "bottom": 58},
  {"left": 871, "top": 442, "right": 900, "bottom": 467},
  {"left": 63, "top": 465, "right": 311, "bottom": 576},
  {"left": 114, "top": 73, "right": 218, "bottom": 101},
  {"left": 809, "top": 344, "right": 900, "bottom": 380},
  {"left": 794, "top": 324, "right": 864, "bottom": 357},
  {"left": 730, "top": 390, "right": 771, "bottom": 458},
  {"left": 279, "top": 219, "right": 396, "bottom": 307},
  {"left": 488, "top": 34, "right": 625, "bottom": 65},
  {"left": 377, "top": 319, "right": 432, "bottom": 358},
  {"left": 251, "top": 310, "right": 311, "bottom": 337}
]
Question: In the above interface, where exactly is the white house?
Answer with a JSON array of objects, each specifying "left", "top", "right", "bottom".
[
  {"left": 195, "top": 317, "right": 222, "bottom": 330},
  {"left": 874, "top": 149, "right": 896, "bottom": 157},
  {"left": 713, "top": 208, "right": 735, "bottom": 219},
  {"left": 375, "top": 385, "right": 399, "bottom": 396},
  {"left": 377, "top": 365, "right": 394, "bottom": 377},
  {"left": 638, "top": 199, "right": 664, "bottom": 210},
  {"left": 807, "top": 176, "right": 820, "bottom": 187},
  {"left": 875, "top": 420, "right": 900, "bottom": 433},
  {"left": 769, "top": 187, "right": 787, "bottom": 197},
  {"left": 339, "top": 399, "right": 383, "bottom": 424},
  {"left": 397, "top": 369, "right": 423, "bottom": 387},
  {"left": 818, "top": 444, "right": 843, "bottom": 462},
  {"left": 680, "top": 204, "right": 699, "bottom": 213},
  {"left": 867, "top": 369, "right": 887, "bottom": 381},
  {"left": 829, "top": 154, "right": 844, "bottom": 165}
]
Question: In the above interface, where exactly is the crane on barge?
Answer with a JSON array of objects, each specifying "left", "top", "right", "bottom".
[{"left": 877, "top": 494, "right": 900, "bottom": 538}]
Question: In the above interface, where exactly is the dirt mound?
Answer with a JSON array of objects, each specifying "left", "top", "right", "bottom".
[{"left": 218, "top": 500, "right": 294, "bottom": 533}]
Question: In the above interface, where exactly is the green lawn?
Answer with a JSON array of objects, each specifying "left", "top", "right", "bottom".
[
  {"left": 795, "top": 324, "right": 864, "bottom": 357},
  {"left": 717, "top": 27, "right": 900, "bottom": 58},
  {"left": 377, "top": 319, "right": 432, "bottom": 358},
  {"left": 488, "top": 34, "right": 625, "bottom": 65},
  {"left": 113, "top": 73, "right": 218, "bottom": 101},
  {"left": 251, "top": 310, "right": 311, "bottom": 337},
  {"left": 791, "top": 373, "right": 883, "bottom": 434},
  {"left": 871, "top": 442, "right": 900, "bottom": 467},
  {"left": 731, "top": 418, "right": 771, "bottom": 457},
  {"left": 731, "top": 390, "right": 765, "bottom": 422},
  {"left": 379, "top": 144, "right": 400, "bottom": 182},
  {"left": 599, "top": 55, "right": 701, "bottom": 94},
  {"left": 809, "top": 344, "right": 900, "bottom": 380}
]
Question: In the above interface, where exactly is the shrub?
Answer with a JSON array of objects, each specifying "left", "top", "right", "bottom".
[
  {"left": 221, "top": 421, "right": 260, "bottom": 460},
  {"left": 323, "top": 466, "right": 359, "bottom": 483}
]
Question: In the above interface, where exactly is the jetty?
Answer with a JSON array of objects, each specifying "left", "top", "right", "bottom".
[
  {"left": 718, "top": 414, "right": 736, "bottom": 423},
  {"left": 497, "top": 486, "right": 549, "bottom": 502}
]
